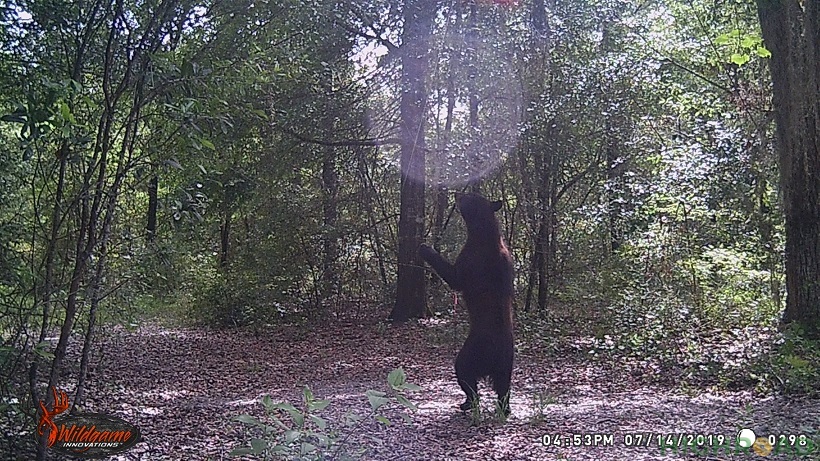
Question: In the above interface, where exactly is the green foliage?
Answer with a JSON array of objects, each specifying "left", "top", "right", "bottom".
[
  {"left": 231, "top": 369, "right": 419, "bottom": 460},
  {"left": 759, "top": 329, "right": 820, "bottom": 397},
  {"left": 195, "top": 270, "right": 264, "bottom": 327},
  {"left": 528, "top": 389, "right": 557, "bottom": 424}
]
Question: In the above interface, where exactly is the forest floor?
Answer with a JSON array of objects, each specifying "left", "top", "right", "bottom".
[{"left": 68, "top": 310, "right": 820, "bottom": 461}]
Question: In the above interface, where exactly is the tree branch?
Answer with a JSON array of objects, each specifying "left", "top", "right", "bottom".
[{"left": 279, "top": 126, "right": 399, "bottom": 147}]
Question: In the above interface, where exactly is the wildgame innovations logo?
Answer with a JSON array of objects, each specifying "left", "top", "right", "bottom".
[{"left": 37, "top": 387, "right": 140, "bottom": 458}]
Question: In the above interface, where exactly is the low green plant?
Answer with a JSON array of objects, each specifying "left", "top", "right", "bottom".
[
  {"left": 529, "top": 389, "right": 556, "bottom": 424},
  {"left": 231, "top": 368, "right": 419, "bottom": 460},
  {"left": 763, "top": 328, "right": 820, "bottom": 397}
]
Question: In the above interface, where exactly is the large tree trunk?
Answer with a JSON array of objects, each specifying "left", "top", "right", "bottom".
[
  {"left": 757, "top": 0, "right": 820, "bottom": 336},
  {"left": 390, "top": 0, "right": 435, "bottom": 322}
]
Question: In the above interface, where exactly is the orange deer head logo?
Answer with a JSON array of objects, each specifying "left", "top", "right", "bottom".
[{"left": 37, "top": 387, "right": 70, "bottom": 447}]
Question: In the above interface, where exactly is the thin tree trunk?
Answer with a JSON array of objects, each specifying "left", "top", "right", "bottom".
[
  {"left": 466, "top": 0, "right": 481, "bottom": 193},
  {"left": 220, "top": 212, "right": 231, "bottom": 268},
  {"left": 321, "top": 149, "right": 340, "bottom": 301},
  {"left": 146, "top": 174, "right": 158, "bottom": 242}
]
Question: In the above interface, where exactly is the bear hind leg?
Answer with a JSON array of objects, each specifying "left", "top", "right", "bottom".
[
  {"left": 455, "top": 346, "right": 479, "bottom": 411},
  {"left": 492, "top": 367, "right": 512, "bottom": 416}
]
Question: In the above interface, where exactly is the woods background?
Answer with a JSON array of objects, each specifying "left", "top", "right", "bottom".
[{"left": 0, "top": 0, "right": 818, "bottom": 458}]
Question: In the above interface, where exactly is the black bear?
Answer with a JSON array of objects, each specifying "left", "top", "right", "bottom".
[{"left": 419, "top": 192, "right": 514, "bottom": 415}]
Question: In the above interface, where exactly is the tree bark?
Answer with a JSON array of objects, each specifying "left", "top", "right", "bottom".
[
  {"left": 390, "top": 0, "right": 435, "bottom": 322},
  {"left": 219, "top": 212, "right": 231, "bottom": 268},
  {"left": 321, "top": 148, "right": 340, "bottom": 301},
  {"left": 757, "top": 0, "right": 820, "bottom": 336},
  {"left": 146, "top": 174, "right": 158, "bottom": 242}
]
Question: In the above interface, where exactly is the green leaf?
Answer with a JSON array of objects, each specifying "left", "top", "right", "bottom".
[
  {"left": 366, "top": 390, "right": 388, "bottom": 411},
  {"left": 200, "top": 138, "right": 215, "bottom": 150},
  {"left": 714, "top": 34, "right": 730, "bottom": 45},
  {"left": 250, "top": 438, "right": 267, "bottom": 453},
  {"left": 229, "top": 447, "right": 255, "bottom": 456},
  {"left": 33, "top": 342, "right": 54, "bottom": 360},
  {"left": 395, "top": 395, "right": 417, "bottom": 411},
  {"left": 740, "top": 36, "right": 758, "bottom": 48},
  {"left": 401, "top": 382, "right": 421, "bottom": 391},
  {"left": 284, "top": 429, "right": 300, "bottom": 443},
  {"left": 375, "top": 415, "right": 391, "bottom": 426},
  {"left": 309, "top": 414, "right": 327, "bottom": 430},
  {"left": 755, "top": 46, "right": 772, "bottom": 58},
  {"left": 234, "top": 414, "right": 262, "bottom": 427},
  {"left": 387, "top": 368, "right": 406, "bottom": 388},
  {"left": 302, "top": 386, "right": 314, "bottom": 402},
  {"left": 59, "top": 102, "right": 71, "bottom": 121},
  {"left": 288, "top": 409, "right": 304, "bottom": 427},
  {"left": 315, "top": 433, "right": 332, "bottom": 447},
  {"left": 308, "top": 399, "right": 330, "bottom": 412},
  {"left": 301, "top": 442, "right": 317, "bottom": 454},
  {"left": 730, "top": 53, "right": 750, "bottom": 66},
  {"left": 251, "top": 109, "right": 269, "bottom": 120}
]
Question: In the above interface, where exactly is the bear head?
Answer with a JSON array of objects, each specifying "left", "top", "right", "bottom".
[{"left": 455, "top": 192, "right": 503, "bottom": 237}]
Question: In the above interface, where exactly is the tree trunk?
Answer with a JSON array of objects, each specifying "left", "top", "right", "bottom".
[
  {"left": 219, "top": 211, "right": 231, "bottom": 268},
  {"left": 146, "top": 174, "right": 158, "bottom": 242},
  {"left": 757, "top": 0, "right": 820, "bottom": 336},
  {"left": 466, "top": 0, "right": 482, "bottom": 193},
  {"left": 321, "top": 149, "right": 340, "bottom": 301},
  {"left": 390, "top": 0, "right": 435, "bottom": 322}
]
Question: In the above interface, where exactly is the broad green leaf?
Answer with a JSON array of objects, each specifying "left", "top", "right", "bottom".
[
  {"left": 714, "top": 34, "right": 730, "bottom": 45},
  {"left": 375, "top": 415, "right": 391, "bottom": 426},
  {"left": 740, "top": 36, "right": 758, "bottom": 48},
  {"left": 756, "top": 46, "right": 772, "bottom": 58},
  {"left": 33, "top": 342, "right": 54, "bottom": 359},
  {"left": 366, "top": 390, "right": 388, "bottom": 411},
  {"left": 730, "top": 53, "right": 750, "bottom": 66},
  {"left": 284, "top": 429, "right": 300, "bottom": 443},
  {"left": 270, "top": 402, "right": 298, "bottom": 412},
  {"left": 250, "top": 438, "right": 267, "bottom": 453},
  {"left": 301, "top": 442, "right": 317, "bottom": 454},
  {"left": 308, "top": 399, "right": 330, "bottom": 412},
  {"left": 387, "top": 368, "right": 406, "bottom": 388},
  {"left": 59, "top": 102, "right": 72, "bottom": 122},
  {"left": 309, "top": 414, "right": 327, "bottom": 430},
  {"left": 395, "top": 395, "right": 417, "bottom": 411},
  {"left": 234, "top": 414, "right": 262, "bottom": 427}
]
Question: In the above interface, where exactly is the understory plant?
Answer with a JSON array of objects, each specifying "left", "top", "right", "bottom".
[{"left": 231, "top": 368, "right": 419, "bottom": 460}]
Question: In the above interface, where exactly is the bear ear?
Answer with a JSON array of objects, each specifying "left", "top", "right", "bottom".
[{"left": 491, "top": 200, "right": 502, "bottom": 212}]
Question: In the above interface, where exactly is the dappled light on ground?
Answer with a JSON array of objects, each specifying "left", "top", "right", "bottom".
[{"left": 75, "top": 317, "right": 820, "bottom": 460}]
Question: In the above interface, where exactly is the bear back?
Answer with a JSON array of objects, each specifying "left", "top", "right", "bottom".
[{"left": 453, "top": 193, "right": 514, "bottom": 331}]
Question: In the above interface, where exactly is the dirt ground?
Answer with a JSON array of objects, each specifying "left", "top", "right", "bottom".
[{"left": 70, "top": 317, "right": 820, "bottom": 461}]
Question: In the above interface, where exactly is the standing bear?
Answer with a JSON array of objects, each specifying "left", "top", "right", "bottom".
[{"left": 419, "top": 192, "right": 514, "bottom": 415}]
